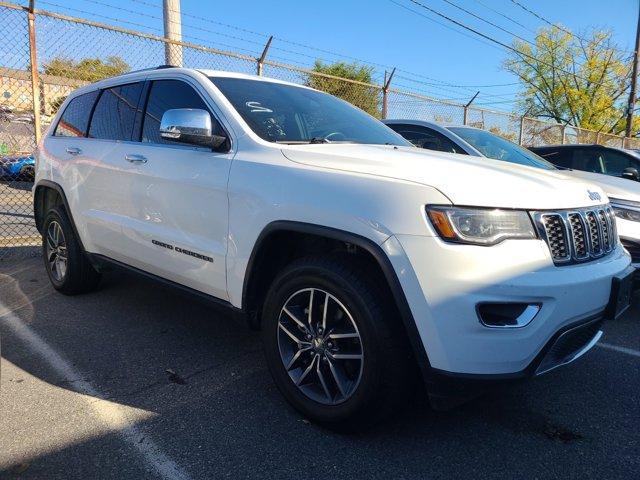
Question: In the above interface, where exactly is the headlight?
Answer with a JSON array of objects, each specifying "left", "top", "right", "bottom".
[
  {"left": 426, "top": 206, "right": 537, "bottom": 245},
  {"left": 610, "top": 198, "right": 640, "bottom": 223}
]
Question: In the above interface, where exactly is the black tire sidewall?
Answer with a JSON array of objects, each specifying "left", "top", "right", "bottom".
[{"left": 262, "top": 260, "right": 388, "bottom": 425}]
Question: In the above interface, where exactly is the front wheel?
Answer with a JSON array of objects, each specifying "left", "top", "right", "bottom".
[{"left": 261, "top": 256, "right": 414, "bottom": 429}]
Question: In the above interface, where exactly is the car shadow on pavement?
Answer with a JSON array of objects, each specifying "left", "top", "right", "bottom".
[{"left": 1, "top": 259, "right": 638, "bottom": 479}]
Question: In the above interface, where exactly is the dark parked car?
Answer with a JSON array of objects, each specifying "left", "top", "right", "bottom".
[
  {"left": 0, "top": 154, "right": 35, "bottom": 181},
  {"left": 529, "top": 144, "right": 640, "bottom": 182}
]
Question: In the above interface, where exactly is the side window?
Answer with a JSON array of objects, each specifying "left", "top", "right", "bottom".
[
  {"left": 142, "top": 79, "right": 222, "bottom": 144},
  {"left": 600, "top": 149, "right": 638, "bottom": 175},
  {"left": 572, "top": 148, "right": 605, "bottom": 173},
  {"left": 391, "top": 125, "right": 465, "bottom": 154},
  {"left": 54, "top": 91, "right": 99, "bottom": 137},
  {"left": 88, "top": 82, "right": 143, "bottom": 141},
  {"left": 537, "top": 148, "right": 573, "bottom": 168}
]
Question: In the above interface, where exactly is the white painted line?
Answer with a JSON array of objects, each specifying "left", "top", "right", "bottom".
[
  {"left": 1, "top": 303, "right": 193, "bottom": 480},
  {"left": 597, "top": 342, "right": 640, "bottom": 358}
]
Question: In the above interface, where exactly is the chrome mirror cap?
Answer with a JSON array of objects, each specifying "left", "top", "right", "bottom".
[{"left": 159, "top": 108, "right": 214, "bottom": 147}]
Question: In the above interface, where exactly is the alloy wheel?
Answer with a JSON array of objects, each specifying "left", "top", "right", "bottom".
[
  {"left": 46, "top": 220, "right": 68, "bottom": 282},
  {"left": 277, "top": 288, "right": 364, "bottom": 405}
]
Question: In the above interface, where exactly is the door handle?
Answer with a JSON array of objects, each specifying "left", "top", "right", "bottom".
[
  {"left": 125, "top": 154, "right": 147, "bottom": 164},
  {"left": 66, "top": 147, "right": 81, "bottom": 155}
]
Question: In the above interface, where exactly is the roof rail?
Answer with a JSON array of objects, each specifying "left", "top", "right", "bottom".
[{"left": 119, "top": 65, "right": 178, "bottom": 76}]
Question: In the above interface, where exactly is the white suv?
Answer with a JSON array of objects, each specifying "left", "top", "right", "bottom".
[{"left": 34, "top": 68, "right": 634, "bottom": 428}]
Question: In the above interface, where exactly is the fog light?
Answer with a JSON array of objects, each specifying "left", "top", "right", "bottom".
[{"left": 477, "top": 303, "right": 540, "bottom": 328}]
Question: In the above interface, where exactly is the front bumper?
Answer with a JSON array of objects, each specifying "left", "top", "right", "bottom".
[{"left": 383, "top": 234, "right": 631, "bottom": 376}]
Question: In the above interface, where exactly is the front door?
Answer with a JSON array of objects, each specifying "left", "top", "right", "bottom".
[{"left": 114, "top": 78, "right": 233, "bottom": 300}]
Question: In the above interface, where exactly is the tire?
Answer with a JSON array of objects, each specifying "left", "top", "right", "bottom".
[
  {"left": 261, "top": 255, "right": 414, "bottom": 430},
  {"left": 19, "top": 165, "right": 35, "bottom": 182},
  {"left": 42, "top": 206, "right": 101, "bottom": 295}
]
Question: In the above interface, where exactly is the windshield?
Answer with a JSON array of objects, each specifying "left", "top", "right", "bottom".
[
  {"left": 448, "top": 127, "right": 557, "bottom": 170},
  {"left": 209, "top": 77, "right": 410, "bottom": 146}
]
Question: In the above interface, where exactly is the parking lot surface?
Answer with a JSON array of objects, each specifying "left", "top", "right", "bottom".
[{"left": 1, "top": 254, "right": 638, "bottom": 480}]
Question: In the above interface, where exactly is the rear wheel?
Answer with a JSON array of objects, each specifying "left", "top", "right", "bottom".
[
  {"left": 42, "top": 206, "right": 101, "bottom": 294},
  {"left": 262, "top": 256, "right": 414, "bottom": 430}
]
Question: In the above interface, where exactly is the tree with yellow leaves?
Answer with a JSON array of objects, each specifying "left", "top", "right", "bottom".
[{"left": 504, "top": 26, "right": 637, "bottom": 136}]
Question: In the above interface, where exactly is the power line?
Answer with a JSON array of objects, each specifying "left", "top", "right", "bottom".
[
  {"left": 437, "top": 0, "right": 536, "bottom": 48},
  {"left": 399, "top": 0, "right": 621, "bottom": 85},
  {"left": 472, "top": 0, "right": 537, "bottom": 35},
  {"left": 437, "top": 0, "right": 603, "bottom": 75},
  {"left": 107, "top": 0, "right": 523, "bottom": 91},
  {"left": 509, "top": 0, "right": 634, "bottom": 55}
]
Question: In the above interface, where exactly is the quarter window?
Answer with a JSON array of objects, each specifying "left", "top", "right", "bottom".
[
  {"left": 88, "top": 83, "right": 143, "bottom": 141},
  {"left": 142, "top": 79, "right": 219, "bottom": 144},
  {"left": 54, "top": 91, "right": 99, "bottom": 137}
]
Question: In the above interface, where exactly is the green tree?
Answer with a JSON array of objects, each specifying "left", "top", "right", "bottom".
[
  {"left": 306, "top": 60, "right": 380, "bottom": 117},
  {"left": 43, "top": 56, "right": 130, "bottom": 82},
  {"left": 504, "top": 26, "right": 637, "bottom": 135}
]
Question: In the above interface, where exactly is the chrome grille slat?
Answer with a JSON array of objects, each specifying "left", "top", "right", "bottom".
[{"left": 532, "top": 204, "right": 618, "bottom": 266}]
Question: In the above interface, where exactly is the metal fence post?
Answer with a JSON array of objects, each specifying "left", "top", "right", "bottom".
[
  {"left": 27, "top": 0, "right": 42, "bottom": 146},
  {"left": 596, "top": 131, "right": 601, "bottom": 144},
  {"left": 518, "top": 116, "right": 526, "bottom": 146},
  {"left": 381, "top": 67, "right": 395, "bottom": 119},
  {"left": 463, "top": 91, "right": 479, "bottom": 126},
  {"left": 256, "top": 36, "right": 273, "bottom": 76},
  {"left": 561, "top": 124, "right": 566, "bottom": 144}
]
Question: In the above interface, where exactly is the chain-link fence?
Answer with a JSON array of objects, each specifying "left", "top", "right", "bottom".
[{"left": 0, "top": 1, "right": 639, "bottom": 256}]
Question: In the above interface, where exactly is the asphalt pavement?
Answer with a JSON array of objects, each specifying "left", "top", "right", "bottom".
[{"left": 0, "top": 254, "right": 638, "bottom": 480}]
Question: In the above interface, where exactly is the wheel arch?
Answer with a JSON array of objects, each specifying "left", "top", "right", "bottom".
[
  {"left": 33, "top": 180, "right": 86, "bottom": 252},
  {"left": 242, "top": 221, "right": 432, "bottom": 374}
]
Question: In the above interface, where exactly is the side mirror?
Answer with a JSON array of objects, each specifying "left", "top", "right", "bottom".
[
  {"left": 621, "top": 167, "right": 640, "bottom": 181},
  {"left": 159, "top": 108, "right": 227, "bottom": 150}
]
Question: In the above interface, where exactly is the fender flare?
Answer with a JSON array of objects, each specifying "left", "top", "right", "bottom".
[{"left": 242, "top": 220, "right": 433, "bottom": 377}]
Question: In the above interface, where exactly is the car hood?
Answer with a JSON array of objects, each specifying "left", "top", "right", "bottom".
[
  {"left": 280, "top": 144, "right": 607, "bottom": 210},
  {"left": 560, "top": 169, "right": 640, "bottom": 203}
]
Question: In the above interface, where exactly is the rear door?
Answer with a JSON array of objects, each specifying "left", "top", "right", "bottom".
[
  {"left": 73, "top": 82, "right": 145, "bottom": 257},
  {"left": 43, "top": 89, "right": 106, "bottom": 252},
  {"left": 112, "top": 77, "right": 232, "bottom": 300}
]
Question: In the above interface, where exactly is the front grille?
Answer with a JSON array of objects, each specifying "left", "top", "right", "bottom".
[
  {"left": 533, "top": 206, "right": 617, "bottom": 265},
  {"left": 621, "top": 237, "right": 640, "bottom": 263}
]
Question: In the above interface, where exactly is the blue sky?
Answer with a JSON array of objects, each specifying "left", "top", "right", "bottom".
[{"left": 12, "top": 0, "right": 640, "bottom": 111}]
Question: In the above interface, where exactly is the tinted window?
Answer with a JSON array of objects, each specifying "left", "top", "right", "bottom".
[
  {"left": 534, "top": 148, "right": 573, "bottom": 168},
  {"left": 142, "top": 80, "right": 215, "bottom": 144},
  {"left": 88, "top": 83, "right": 143, "bottom": 141},
  {"left": 448, "top": 127, "right": 556, "bottom": 170},
  {"left": 600, "top": 149, "right": 638, "bottom": 175},
  {"left": 54, "top": 91, "right": 99, "bottom": 137},
  {"left": 209, "top": 77, "right": 410, "bottom": 146},
  {"left": 389, "top": 124, "right": 466, "bottom": 154},
  {"left": 572, "top": 148, "right": 604, "bottom": 173}
]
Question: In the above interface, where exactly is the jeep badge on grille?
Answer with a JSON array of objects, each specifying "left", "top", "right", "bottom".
[{"left": 588, "top": 190, "right": 601, "bottom": 201}]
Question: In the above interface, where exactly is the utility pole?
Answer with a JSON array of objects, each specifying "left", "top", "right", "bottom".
[
  {"left": 163, "top": 0, "right": 182, "bottom": 67},
  {"left": 626, "top": 3, "right": 640, "bottom": 138}
]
